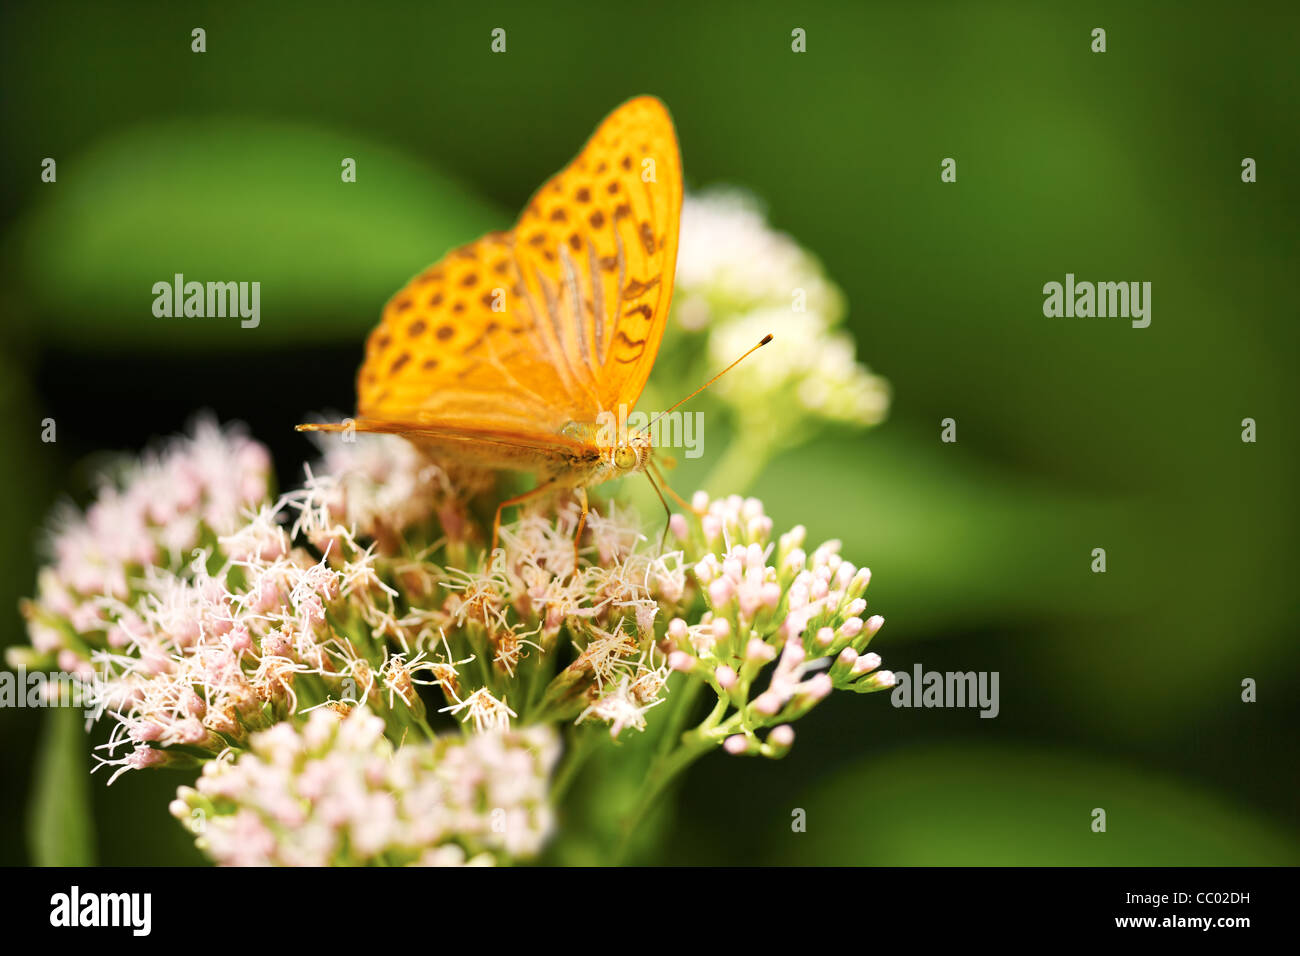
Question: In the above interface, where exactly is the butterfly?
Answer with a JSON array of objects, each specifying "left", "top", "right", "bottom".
[{"left": 300, "top": 96, "right": 766, "bottom": 561}]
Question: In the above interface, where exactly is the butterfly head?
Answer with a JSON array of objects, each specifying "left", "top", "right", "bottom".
[{"left": 611, "top": 433, "right": 652, "bottom": 473}]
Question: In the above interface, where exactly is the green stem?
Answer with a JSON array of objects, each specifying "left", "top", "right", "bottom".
[
  {"left": 522, "top": 646, "right": 558, "bottom": 723},
  {"left": 614, "top": 692, "right": 742, "bottom": 863},
  {"left": 615, "top": 728, "right": 718, "bottom": 862},
  {"left": 411, "top": 713, "right": 438, "bottom": 741},
  {"left": 550, "top": 726, "right": 601, "bottom": 804},
  {"left": 654, "top": 674, "right": 704, "bottom": 758}
]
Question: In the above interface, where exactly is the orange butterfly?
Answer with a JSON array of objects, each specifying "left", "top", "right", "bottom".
[{"left": 300, "top": 96, "right": 764, "bottom": 559}]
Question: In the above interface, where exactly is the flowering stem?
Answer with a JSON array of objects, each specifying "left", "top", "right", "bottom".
[
  {"left": 655, "top": 674, "right": 704, "bottom": 758},
  {"left": 549, "top": 725, "right": 602, "bottom": 804},
  {"left": 521, "top": 651, "right": 560, "bottom": 723},
  {"left": 615, "top": 696, "right": 735, "bottom": 861},
  {"left": 614, "top": 728, "right": 716, "bottom": 862}
]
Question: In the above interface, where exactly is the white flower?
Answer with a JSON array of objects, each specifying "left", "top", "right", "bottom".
[
  {"left": 440, "top": 687, "right": 517, "bottom": 733},
  {"left": 673, "top": 190, "right": 890, "bottom": 430},
  {"left": 577, "top": 675, "right": 666, "bottom": 738},
  {"left": 675, "top": 191, "right": 842, "bottom": 322},
  {"left": 172, "top": 707, "right": 560, "bottom": 866}
]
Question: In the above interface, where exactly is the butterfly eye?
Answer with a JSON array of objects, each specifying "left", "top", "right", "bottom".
[{"left": 613, "top": 445, "right": 638, "bottom": 470}]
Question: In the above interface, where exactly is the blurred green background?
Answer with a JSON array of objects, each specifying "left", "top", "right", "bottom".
[{"left": 1, "top": 0, "right": 1296, "bottom": 865}]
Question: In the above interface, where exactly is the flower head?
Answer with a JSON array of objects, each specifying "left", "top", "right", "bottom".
[
  {"left": 673, "top": 190, "right": 890, "bottom": 432},
  {"left": 16, "top": 408, "right": 891, "bottom": 861},
  {"left": 171, "top": 707, "right": 559, "bottom": 866}
]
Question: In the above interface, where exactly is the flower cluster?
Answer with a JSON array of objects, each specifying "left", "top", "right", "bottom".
[
  {"left": 18, "top": 426, "right": 439, "bottom": 784},
  {"left": 14, "top": 418, "right": 271, "bottom": 686},
  {"left": 674, "top": 190, "right": 891, "bottom": 430},
  {"left": 171, "top": 707, "right": 558, "bottom": 866},
  {"left": 13, "top": 419, "right": 893, "bottom": 865},
  {"left": 661, "top": 492, "right": 894, "bottom": 758}
]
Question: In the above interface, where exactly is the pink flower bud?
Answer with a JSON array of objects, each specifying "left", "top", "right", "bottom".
[
  {"left": 852, "top": 652, "right": 881, "bottom": 675},
  {"left": 694, "top": 556, "right": 718, "bottom": 585},
  {"left": 669, "top": 651, "right": 694, "bottom": 672},
  {"left": 804, "top": 673, "right": 833, "bottom": 700},
  {"left": 780, "top": 639, "right": 806, "bottom": 669}
]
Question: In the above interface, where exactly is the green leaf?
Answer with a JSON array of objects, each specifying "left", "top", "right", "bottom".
[{"left": 28, "top": 705, "right": 96, "bottom": 866}]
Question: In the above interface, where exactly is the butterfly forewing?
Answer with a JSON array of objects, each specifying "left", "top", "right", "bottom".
[
  {"left": 344, "top": 96, "right": 681, "bottom": 469},
  {"left": 357, "top": 230, "right": 594, "bottom": 434},
  {"left": 513, "top": 95, "right": 682, "bottom": 415}
]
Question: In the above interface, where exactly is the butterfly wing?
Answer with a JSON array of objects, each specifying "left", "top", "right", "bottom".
[
  {"left": 513, "top": 95, "right": 682, "bottom": 414},
  {"left": 333, "top": 96, "right": 682, "bottom": 459},
  {"left": 355, "top": 229, "right": 601, "bottom": 436}
]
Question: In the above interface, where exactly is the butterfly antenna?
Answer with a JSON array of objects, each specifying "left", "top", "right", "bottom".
[{"left": 636, "top": 334, "right": 773, "bottom": 436}]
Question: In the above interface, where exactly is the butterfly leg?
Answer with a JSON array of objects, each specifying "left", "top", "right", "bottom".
[
  {"left": 571, "top": 486, "right": 589, "bottom": 571},
  {"left": 644, "top": 470, "right": 674, "bottom": 552},
  {"left": 492, "top": 479, "right": 558, "bottom": 556},
  {"left": 649, "top": 459, "right": 705, "bottom": 516}
]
